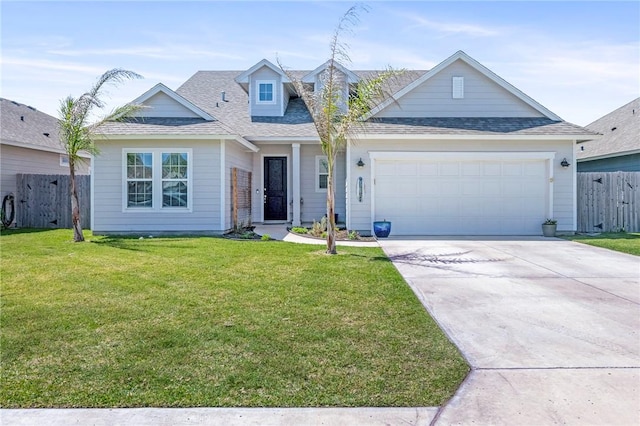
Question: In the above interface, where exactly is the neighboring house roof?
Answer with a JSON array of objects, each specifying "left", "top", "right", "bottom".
[
  {"left": 577, "top": 97, "right": 640, "bottom": 161},
  {"left": 0, "top": 98, "right": 66, "bottom": 154},
  {"left": 131, "top": 83, "right": 215, "bottom": 120}
]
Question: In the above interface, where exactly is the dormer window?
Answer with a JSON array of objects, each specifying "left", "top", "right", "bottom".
[{"left": 256, "top": 80, "right": 276, "bottom": 104}]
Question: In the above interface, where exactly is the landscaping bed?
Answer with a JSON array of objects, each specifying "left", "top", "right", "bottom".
[{"left": 0, "top": 229, "right": 468, "bottom": 408}]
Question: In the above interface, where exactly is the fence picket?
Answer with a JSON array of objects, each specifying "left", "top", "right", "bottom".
[{"left": 577, "top": 172, "right": 639, "bottom": 233}]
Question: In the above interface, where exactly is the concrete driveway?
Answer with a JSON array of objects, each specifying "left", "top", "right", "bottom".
[{"left": 379, "top": 237, "right": 640, "bottom": 425}]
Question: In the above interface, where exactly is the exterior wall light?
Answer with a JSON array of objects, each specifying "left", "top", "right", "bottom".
[
  {"left": 357, "top": 158, "right": 365, "bottom": 168},
  {"left": 560, "top": 158, "right": 570, "bottom": 168}
]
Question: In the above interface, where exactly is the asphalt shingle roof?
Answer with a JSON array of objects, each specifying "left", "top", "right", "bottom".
[
  {"left": 362, "top": 117, "right": 598, "bottom": 136},
  {"left": 100, "top": 67, "right": 596, "bottom": 140},
  {"left": 578, "top": 98, "right": 640, "bottom": 159},
  {"left": 0, "top": 98, "right": 65, "bottom": 152},
  {"left": 97, "top": 117, "right": 234, "bottom": 135}
]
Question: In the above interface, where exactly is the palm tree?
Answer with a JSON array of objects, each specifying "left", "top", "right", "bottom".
[
  {"left": 280, "top": 6, "right": 401, "bottom": 254},
  {"left": 58, "top": 68, "right": 143, "bottom": 242}
]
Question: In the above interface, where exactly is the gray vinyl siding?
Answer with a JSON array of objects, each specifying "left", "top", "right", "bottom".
[
  {"left": 348, "top": 139, "right": 575, "bottom": 233},
  {"left": 577, "top": 154, "right": 640, "bottom": 172},
  {"left": 1, "top": 143, "right": 89, "bottom": 204},
  {"left": 92, "top": 139, "right": 222, "bottom": 234},
  {"left": 224, "top": 140, "right": 254, "bottom": 229},
  {"left": 135, "top": 92, "right": 200, "bottom": 118},
  {"left": 299, "top": 144, "right": 346, "bottom": 224},
  {"left": 250, "top": 67, "right": 283, "bottom": 117},
  {"left": 377, "top": 59, "right": 544, "bottom": 118}
]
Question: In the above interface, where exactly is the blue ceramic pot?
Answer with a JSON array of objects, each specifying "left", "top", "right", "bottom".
[{"left": 373, "top": 221, "right": 391, "bottom": 238}]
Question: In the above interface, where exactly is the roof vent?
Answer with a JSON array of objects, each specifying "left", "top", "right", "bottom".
[
  {"left": 221, "top": 91, "right": 226, "bottom": 102},
  {"left": 43, "top": 132, "right": 50, "bottom": 137},
  {"left": 611, "top": 127, "right": 617, "bottom": 131},
  {"left": 20, "top": 115, "right": 24, "bottom": 121}
]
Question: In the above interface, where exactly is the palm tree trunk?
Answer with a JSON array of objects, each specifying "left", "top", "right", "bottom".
[
  {"left": 69, "top": 159, "right": 84, "bottom": 242},
  {"left": 326, "top": 152, "right": 337, "bottom": 255}
]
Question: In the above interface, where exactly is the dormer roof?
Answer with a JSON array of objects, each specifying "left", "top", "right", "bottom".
[
  {"left": 234, "top": 59, "right": 290, "bottom": 89},
  {"left": 302, "top": 60, "right": 360, "bottom": 84}
]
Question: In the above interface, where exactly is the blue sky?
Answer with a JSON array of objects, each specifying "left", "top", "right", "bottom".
[{"left": 1, "top": 1, "right": 638, "bottom": 126}]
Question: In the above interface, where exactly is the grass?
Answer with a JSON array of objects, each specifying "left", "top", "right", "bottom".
[
  {"left": 562, "top": 232, "right": 640, "bottom": 256},
  {"left": 0, "top": 229, "right": 468, "bottom": 408}
]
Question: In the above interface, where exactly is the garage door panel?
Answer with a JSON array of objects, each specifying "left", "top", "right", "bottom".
[{"left": 375, "top": 158, "right": 548, "bottom": 236}]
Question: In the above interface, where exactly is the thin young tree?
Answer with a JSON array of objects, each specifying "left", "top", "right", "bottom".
[
  {"left": 59, "top": 68, "right": 143, "bottom": 242},
  {"left": 280, "top": 6, "right": 401, "bottom": 254}
]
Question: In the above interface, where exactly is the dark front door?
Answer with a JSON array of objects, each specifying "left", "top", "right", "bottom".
[{"left": 264, "top": 157, "right": 287, "bottom": 221}]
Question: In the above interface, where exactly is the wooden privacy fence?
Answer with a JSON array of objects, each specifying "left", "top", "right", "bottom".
[
  {"left": 16, "top": 174, "right": 91, "bottom": 229},
  {"left": 231, "top": 168, "right": 252, "bottom": 229},
  {"left": 577, "top": 172, "right": 639, "bottom": 233}
]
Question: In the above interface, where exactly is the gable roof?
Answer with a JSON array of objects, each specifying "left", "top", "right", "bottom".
[
  {"left": 131, "top": 83, "right": 215, "bottom": 120},
  {"left": 578, "top": 97, "right": 640, "bottom": 161},
  {"left": 234, "top": 59, "right": 290, "bottom": 85},
  {"left": 367, "top": 50, "right": 562, "bottom": 121},
  {"left": 0, "top": 98, "right": 69, "bottom": 154},
  {"left": 302, "top": 60, "right": 360, "bottom": 84}
]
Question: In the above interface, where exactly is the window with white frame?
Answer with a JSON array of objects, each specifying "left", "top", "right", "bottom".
[
  {"left": 316, "top": 155, "right": 329, "bottom": 192},
  {"left": 126, "top": 152, "right": 153, "bottom": 207},
  {"left": 59, "top": 154, "right": 69, "bottom": 167},
  {"left": 256, "top": 80, "right": 275, "bottom": 104},
  {"left": 452, "top": 76, "right": 464, "bottom": 99},
  {"left": 161, "top": 153, "right": 188, "bottom": 207},
  {"left": 124, "top": 149, "right": 191, "bottom": 210}
]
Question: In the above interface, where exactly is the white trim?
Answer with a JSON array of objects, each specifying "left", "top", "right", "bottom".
[
  {"left": 220, "top": 141, "right": 226, "bottom": 231},
  {"left": 90, "top": 154, "right": 95, "bottom": 231},
  {"left": 315, "top": 155, "right": 329, "bottom": 193},
  {"left": 366, "top": 50, "right": 562, "bottom": 121},
  {"left": 121, "top": 148, "right": 193, "bottom": 213},
  {"left": 131, "top": 83, "right": 215, "bottom": 120},
  {"left": 572, "top": 140, "right": 578, "bottom": 231},
  {"left": 255, "top": 80, "right": 277, "bottom": 105},
  {"left": 346, "top": 140, "right": 351, "bottom": 230},
  {"left": 356, "top": 134, "right": 591, "bottom": 141},
  {"left": 292, "top": 143, "right": 301, "bottom": 226},
  {"left": 246, "top": 136, "right": 321, "bottom": 143},
  {"left": 94, "top": 134, "right": 239, "bottom": 140},
  {"left": 234, "top": 59, "right": 289, "bottom": 84},
  {"left": 368, "top": 151, "right": 556, "bottom": 161},
  {"left": 234, "top": 136, "right": 260, "bottom": 153},
  {"left": 302, "top": 60, "right": 360, "bottom": 84}
]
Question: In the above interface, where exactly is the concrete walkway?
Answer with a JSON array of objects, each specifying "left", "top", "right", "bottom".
[{"left": 379, "top": 236, "right": 640, "bottom": 425}]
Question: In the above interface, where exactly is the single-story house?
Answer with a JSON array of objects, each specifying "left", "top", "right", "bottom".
[
  {"left": 577, "top": 97, "right": 639, "bottom": 172},
  {"left": 0, "top": 98, "right": 90, "bottom": 226},
  {"left": 94, "top": 51, "right": 597, "bottom": 236}
]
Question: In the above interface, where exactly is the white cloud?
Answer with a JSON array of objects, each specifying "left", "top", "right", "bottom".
[{"left": 398, "top": 13, "right": 503, "bottom": 37}]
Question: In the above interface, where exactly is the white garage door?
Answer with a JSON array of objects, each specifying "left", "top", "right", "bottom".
[{"left": 374, "top": 158, "right": 548, "bottom": 235}]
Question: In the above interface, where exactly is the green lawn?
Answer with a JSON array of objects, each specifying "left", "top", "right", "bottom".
[
  {"left": 563, "top": 232, "right": 640, "bottom": 256},
  {"left": 0, "top": 229, "right": 468, "bottom": 408}
]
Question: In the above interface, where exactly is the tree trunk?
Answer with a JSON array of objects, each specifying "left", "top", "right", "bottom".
[
  {"left": 326, "top": 150, "right": 337, "bottom": 254},
  {"left": 69, "top": 158, "right": 84, "bottom": 242}
]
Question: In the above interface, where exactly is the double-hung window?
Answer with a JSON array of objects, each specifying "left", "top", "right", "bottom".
[
  {"left": 124, "top": 149, "right": 191, "bottom": 211},
  {"left": 316, "top": 155, "right": 329, "bottom": 192},
  {"left": 126, "top": 153, "right": 153, "bottom": 207},
  {"left": 256, "top": 80, "right": 275, "bottom": 104}
]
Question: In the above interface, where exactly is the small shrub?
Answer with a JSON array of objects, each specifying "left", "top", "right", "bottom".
[
  {"left": 321, "top": 231, "right": 327, "bottom": 239},
  {"left": 310, "top": 219, "right": 327, "bottom": 237},
  {"left": 291, "top": 227, "right": 308, "bottom": 234},
  {"left": 261, "top": 234, "right": 271, "bottom": 241},
  {"left": 348, "top": 230, "right": 358, "bottom": 240}
]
